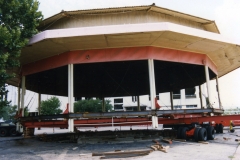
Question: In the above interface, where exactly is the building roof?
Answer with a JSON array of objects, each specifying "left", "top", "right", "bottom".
[
  {"left": 38, "top": 5, "right": 220, "bottom": 33},
  {"left": 8, "top": 5, "right": 240, "bottom": 89}
]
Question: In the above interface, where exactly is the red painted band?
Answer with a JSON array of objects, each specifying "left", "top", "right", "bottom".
[{"left": 22, "top": 46, "right": 217, "bottom": 76}]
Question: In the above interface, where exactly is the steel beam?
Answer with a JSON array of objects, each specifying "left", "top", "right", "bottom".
[
  {"left": 18, "top": 108, "right": 224, "bottom": 121},
  {"left": 21, "top": 114, "right": 240, "bottom": 128}
]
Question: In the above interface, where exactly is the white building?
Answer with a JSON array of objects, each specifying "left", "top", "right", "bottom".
[{"left": 109, "top": 86, "right": 207, "bottom": 111}]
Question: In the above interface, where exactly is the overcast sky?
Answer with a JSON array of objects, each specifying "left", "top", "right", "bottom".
[{"left": 19, "top": 0, "right": 239, "bottom": 108}]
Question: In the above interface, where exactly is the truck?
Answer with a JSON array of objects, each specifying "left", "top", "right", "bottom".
[{"left": 0, "top": 122, "right": 21, "bottom": 137}]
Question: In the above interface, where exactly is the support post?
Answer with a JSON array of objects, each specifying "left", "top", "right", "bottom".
[
  {"left": 68, "top": 64, "right": 74, "bottom": 132},
  {"left": 38, "top": 93, "right": 41, "bottom": 115},
  {"left": 17, "top": 86, "right": 21, "bottom": 113},
  {"left": 38, "top": 93, "right": 41, "bottom": 130},
  {"left": 102, "top": 97, "right": 105, "bottom": 112},
  {"left": 18, "top": 76, "right": 25, "bottom": 133},
  {"left": 137, "top": 96, "right": 140, "bottom": 111},
  {"left": 204, "top": 66, "right": 212, "bottom": 108},
  {"left": 170, "top": 92, "right": 173, "bottom": 110},
  {"left": 21, "top": 76, "right": 26, "bottom": 117},
  {"left": 16, "top": 86, "right": 21, "bottom": 132},
  {"left": 216, "top": 76, "right": 222, "bottom": 109},
  {"left": 199, "top": 85, "right": 203, "bottom": 109},
  {"left": 148, "top": 59, "right": 158, "bottom": 128}
]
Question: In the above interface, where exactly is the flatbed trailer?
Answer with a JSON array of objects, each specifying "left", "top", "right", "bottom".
[{"left": 17, "top": 108, "right": 240, "bottom": 141}]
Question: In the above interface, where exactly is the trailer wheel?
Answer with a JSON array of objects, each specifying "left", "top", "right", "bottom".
[
  {"left": 207, "top": 126, "right": 215, "bottom": 140},
  {"left": 194, "top": 128, "right": 200, "bottom": 142},
  {"left": 181, "top": 127, "right": 189, "bottom": 140},
  {"left": 177, "top": 127, "right": 183, "bottom": 139},
  {"left": 198, "top": 128, "right": 207, "bottom": 141},
  {"left": 215, "top": 124, "right": 219, "bottom": 133},
  {"left": 219, "top": 124, "right": 224, "bottom": 133},
  {"left": 0, "top": 128, "right": 8, "bottom": 137},
  {"left": 10, "top": 128, "right": 18, "bottom": 136},
  {"left": 17, "top": 132, "right": 23, "bottom": 136}
]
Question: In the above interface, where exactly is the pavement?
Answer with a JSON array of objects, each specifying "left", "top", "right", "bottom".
[{"left": 0, "top": 127, "right": 240, "bottom": 160}]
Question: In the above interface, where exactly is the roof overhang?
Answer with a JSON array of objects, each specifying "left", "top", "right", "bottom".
[{"left": 21, "top": 22, "right": 240, "bottom": 77}]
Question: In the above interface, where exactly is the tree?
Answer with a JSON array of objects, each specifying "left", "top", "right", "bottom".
[
  {"left": 0, "top": 0, "right": 43, "bottom": 116},
  {"left": 40, "top": 97, "right": 62, "bottom": 115},
  {"left": 0, "top": 104, "right": 17, "bottom": 121},
  {"left": 74, "top": 99, "right": 113, "bottom": 113}
]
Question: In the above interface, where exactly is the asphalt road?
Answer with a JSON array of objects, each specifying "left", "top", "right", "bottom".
[{"left": 0, "top": 128, "right": 239, "bottom": 160}]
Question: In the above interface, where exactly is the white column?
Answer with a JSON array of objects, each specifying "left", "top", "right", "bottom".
[
  {"left": 204, "top": 66, "right": 212, "bottom": 108},
  {"left": 19, "top": 76, "right": 26, "bottom": 133},
  {"left": 21, "top": 76, "right": 26, "bottom": 117},
  {"left": 148, "top": 59, "right": 158, "bottom": 128},
  {"left": 17, "top": 86, "right": 21, "bottom": 113},
  {"left": 68, "top": 64, "right": 74, "bottom": 132},
  {"left": 216, "top": 76, "right": 222, "bottom": 109},
  {"left": 16, "top": 86, "right": 21, "bottom": 132}
]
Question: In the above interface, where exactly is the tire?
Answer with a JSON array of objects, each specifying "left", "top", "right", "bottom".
[
  {"left": 0, "top": 128, "right": 8, "bottom": 137},
  {"left": 230, "top": 129, "right": 235, "bottom": 133},
  {"left": 194, "top": 128, "right": 200, "bottom": 142},
  {"left": 198, "top": 128, "right": 207, "bottom": 141},
  {"left": 17, "top": 132, "right": 23, "bottom": 136},
  {"left": 181, "top": 127, "right": 189, "bottom": 140},
  {"left": 177, "top": 127, "right": 183, "bottom": 139},
  {"left": 215, "top": 124, "right": 219, "bottom": 134},
  {"left": 207, "top": 126, "right": 215, "bottom": 140},
  {"left": 10, "top": 128, "right": 18, "bottom": 136},
  {"left": 219, "top": 124, "right": 224, "bottom": 133}
]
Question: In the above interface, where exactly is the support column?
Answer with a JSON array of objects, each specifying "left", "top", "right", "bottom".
[
  {"left": 148, "top": 59, "right": 158, "bottom": 129},
  {"left": 137, "top": 96, "right": 140, "bottom": 111},
  {"left": 18, "top": 76, "right": 25, "bottom": 133},
  {"left": 199, "top": 85, "right": 203, "bottom": 109},
  {"left": 204, "top": 66, "right": 212, "bottom": 108},
  {"left": 16, "top": 86, "right": 21, "bottom": 132},
  {"left": 216, "top": 76, "right": 222, "bottom": 109},
  {"left": 170, "top": 92, "right": 173, "bottom": 110},
  {"left": 68, "top": 64, "right": 74, "bottom": 132},
  {"left": 17, "top": 86, "right": 21, "bottom": 113},
  {"left": 38, "top": 93, "right": 41, "bottom": 130},
  {"left": 38, "top": 93, "right": 41, "bottom": 115},
  {"left": 102, "top": 98, "right": 105, "bottom": 112},
  {"left": 21, "top": 76, "right": 26, "bottom": 117}
]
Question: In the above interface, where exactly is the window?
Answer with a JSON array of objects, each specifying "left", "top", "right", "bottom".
[
  {"left": 185, "top": 88, "right": 196, "bottom": 99},
  {"left": 173, "top": 90, "right": 181, "bottom": 99},
  {"left": 114, "top": 98, "right": 123, "bottom": 103},
  {"left": 173, "top": 94, "right": 181, "bottom": 99},
  {"left": 174, "top": 105, "right": 182, "bottom": 109},
  {"left": 186, "top": 105, "right": 197, "bottom": 108},
  {"left": 114, "top": 104, "right": 123, "bottom": 110}
]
